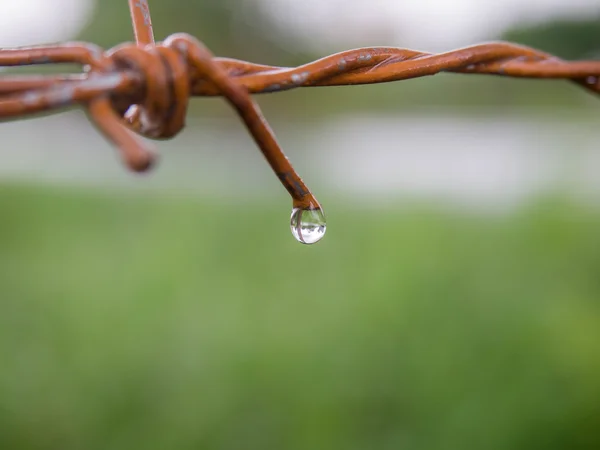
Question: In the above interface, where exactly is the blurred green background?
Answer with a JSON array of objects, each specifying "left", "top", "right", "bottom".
[{"left": 1, "top": 1, "right": 600, "bottom": 449}]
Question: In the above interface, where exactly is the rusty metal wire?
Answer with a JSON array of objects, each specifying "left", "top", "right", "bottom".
[{"left": 1, "top": 0, "right": 599, "bottom": 215}]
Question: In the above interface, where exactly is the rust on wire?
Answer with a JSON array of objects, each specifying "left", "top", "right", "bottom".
[{"left": 1, "top": 0, "right": 599, "bottom": 212}]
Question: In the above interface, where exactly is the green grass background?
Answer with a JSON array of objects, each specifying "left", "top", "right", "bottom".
[{"left": 0, "top": 182, "right": 599, "bottom": 450}]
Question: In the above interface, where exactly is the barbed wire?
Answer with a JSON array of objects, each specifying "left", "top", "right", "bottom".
[{"left": 1, "top": 0, "right": 599, "bottom": 242}]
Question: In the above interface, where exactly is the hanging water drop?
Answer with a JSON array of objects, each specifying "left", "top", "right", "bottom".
[{"left": 290, "top": 207, "right": 326, "bottom": 244}]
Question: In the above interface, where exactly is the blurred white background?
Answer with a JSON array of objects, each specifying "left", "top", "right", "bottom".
[{"left": 258, "top": 0, "right": 600, "bottom": 51}]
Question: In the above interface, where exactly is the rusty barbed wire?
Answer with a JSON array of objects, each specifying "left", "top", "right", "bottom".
[{"left": 1, "top": 0, "right": 599, "bottom": 242}]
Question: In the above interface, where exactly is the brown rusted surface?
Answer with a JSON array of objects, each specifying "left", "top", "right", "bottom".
[
  {"left": 129, "top": 0, "right": 155, "bottom": 46},
  {"left": 0, "top": 1, "right": 599, "bottom": 210}
]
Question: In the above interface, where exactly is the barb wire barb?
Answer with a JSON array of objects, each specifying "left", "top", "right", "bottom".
[{"left": 1, "top": 0, "right": 599, "bottom": 242}]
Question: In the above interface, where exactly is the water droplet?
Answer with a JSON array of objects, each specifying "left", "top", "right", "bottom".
[{"left": 290, "top": 207, "right": 326, "bottom": 244}]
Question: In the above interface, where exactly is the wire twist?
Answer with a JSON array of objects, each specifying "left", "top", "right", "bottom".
[{"left": 0, "top": 0, "right": 599, "bottom": 215}]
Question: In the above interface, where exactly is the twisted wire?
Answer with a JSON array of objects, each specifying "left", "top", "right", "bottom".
[{"left": 0, "top": 0, "right": 599, "bottom": 214}]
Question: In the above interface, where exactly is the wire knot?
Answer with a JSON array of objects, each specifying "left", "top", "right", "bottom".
[{"left": 107, "top": 41, "right": 190, "bottom": 140}]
